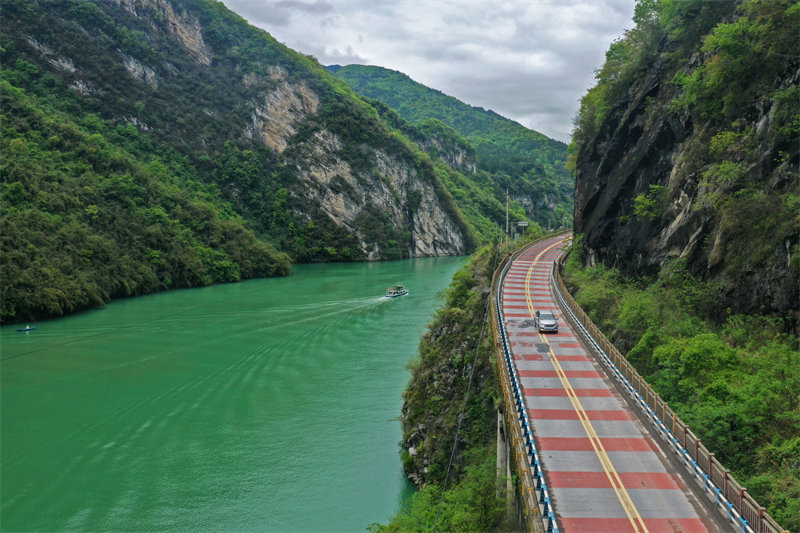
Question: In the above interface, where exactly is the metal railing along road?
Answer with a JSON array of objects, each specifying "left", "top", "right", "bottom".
[
  {"left": 551, "top": 253, "right": 788, "bottom": 533},
  {"left": 490, "top": 233, "right": 569, "bottom": 533}
]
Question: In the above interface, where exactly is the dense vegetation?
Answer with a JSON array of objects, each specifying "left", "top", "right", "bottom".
[
  {"left": 371, "top": 448, "right": 507, "bottom": 532},
  {"left": 330, "top": 65, "right": 574, "bottom": 230},
  {"left": 563, "top": 240, "right": 799, "bottom": 530},
  {"left": 330, "top": 65, "right": 566, "bottom": 177},
  {"left": 0, "top": 0, "right": 487, "bottom": 322},
  {"left": 571, "top": 0, "right": 798, "bottom": 180},
  {"left": 0, "top": 75, "right": 291, "bottom": 321}
]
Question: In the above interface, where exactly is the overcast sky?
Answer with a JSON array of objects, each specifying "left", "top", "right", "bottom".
[{"left": 219, "top": 1, "right": 636, "bottom": 143}]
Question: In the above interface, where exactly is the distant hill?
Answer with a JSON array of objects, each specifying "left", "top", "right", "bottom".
[{"left": 329, "top": 64, "right": 573, "bottom": 230}]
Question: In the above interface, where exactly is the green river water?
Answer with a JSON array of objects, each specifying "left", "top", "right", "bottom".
[{"left": 0, "top": 256, "right": 465, "bottom": 532}]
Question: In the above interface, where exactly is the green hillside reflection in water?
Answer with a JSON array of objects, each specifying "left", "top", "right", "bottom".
[{"left": 1, "top": 256, "right": 465, "bottom": 531}]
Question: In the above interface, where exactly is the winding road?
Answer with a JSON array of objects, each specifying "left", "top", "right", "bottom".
[{"left": 499, "top": 234, "right": 725, "bottom": 533}]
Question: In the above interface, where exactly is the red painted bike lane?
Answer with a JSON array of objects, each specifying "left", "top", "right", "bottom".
[{"left": 500, "top": 235, "right": 717, "bottom": 533}]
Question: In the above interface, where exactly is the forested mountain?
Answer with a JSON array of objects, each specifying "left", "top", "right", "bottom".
[
  {"left": 0, "top": 0, "right": 484, "bottom": 322},
  {"left": 568, "top": 0, "right": 799, "bottom": 527},
  {"left": 329, "top": 64, "right": 573, "bottom": 230},
  {"left": 1, "top": 79, "right": 291, "bottom": 321}
]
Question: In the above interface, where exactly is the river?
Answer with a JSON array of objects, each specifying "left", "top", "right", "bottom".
[{"left": 0, "top": 256, "right": 465, "bottom": 531}]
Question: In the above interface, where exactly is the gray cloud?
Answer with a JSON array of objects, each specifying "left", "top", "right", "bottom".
[{"left": 220, "top": 0, "right": 635, "bottom": 142}]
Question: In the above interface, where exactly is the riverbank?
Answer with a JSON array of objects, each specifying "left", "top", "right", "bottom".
[{"left": 374, "top": 231, "right": 557, "bottom": 531}]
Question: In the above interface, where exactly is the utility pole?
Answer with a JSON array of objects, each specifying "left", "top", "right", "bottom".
[{"left": 505, "top": 188, "right": 509, "bottom": 246}]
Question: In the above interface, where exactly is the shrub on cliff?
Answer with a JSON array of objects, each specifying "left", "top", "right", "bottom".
[
  {"left": 401, "top": 244, "right": 501, "bottom": 486},
  {"left": 371, "top": 243, "right": 507, "bottom": 530},
  {"left": 370, "top": 447, "right": 505, "bottom": 533}
]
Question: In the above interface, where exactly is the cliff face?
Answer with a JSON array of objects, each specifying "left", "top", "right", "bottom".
[
  {"left": 572, "top": 1, "right": 799, "bottom": 320},
  {"left": 292, "top": 128, "right": 466, "bottom": 259},
  {"left": 3, "top": 0, "right": 470, "bottom": 263},
  {"left": 415, "top": 135, "right": 477, "bottom": 174},
  {"left": 574, "top": 54, "right": 697, "bottom": 271}
]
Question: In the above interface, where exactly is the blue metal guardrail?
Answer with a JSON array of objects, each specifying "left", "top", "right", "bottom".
[{"left": 494, "top": 247, "right": 559, "bottom": 533}]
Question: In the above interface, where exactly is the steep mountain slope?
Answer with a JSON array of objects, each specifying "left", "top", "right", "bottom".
[
  {"left": 570, "top": 0, "right": 799, "bottom": 320},
  {"left": 329, "top": 64, "right": 573, "bottom": 230},
  {"left": 0, "top": 0, "right": 476, "bottom": 321}
]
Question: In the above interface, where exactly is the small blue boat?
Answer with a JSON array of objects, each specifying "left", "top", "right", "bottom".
[{"left": 16, "top": 325, "right": 36, "bottom": 332}]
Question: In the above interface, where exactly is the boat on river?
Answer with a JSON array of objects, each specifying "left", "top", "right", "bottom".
[
  {"left": 16, "top": 325, "right": 36, "bottom": 333},
  {"left": 385, "top": 284, "right": 408, "bottom": 298}
]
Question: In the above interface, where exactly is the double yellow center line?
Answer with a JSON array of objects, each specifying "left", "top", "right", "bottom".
[{"left": 522, "top": 240, "right": 649, "bottom": 533}]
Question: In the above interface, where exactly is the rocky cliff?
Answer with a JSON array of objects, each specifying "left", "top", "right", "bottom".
[
  {"left": 401, "top": 246, "right": 498, "bottom": 488},
  {"left": 572, "top": 0, "right": 799, "bottom": 321},
  {"left": 411, "top": 120, "right": 478, "bottom": 174},
  {"left": 3, "top": 0, "right": 473, "bottom": 265}
]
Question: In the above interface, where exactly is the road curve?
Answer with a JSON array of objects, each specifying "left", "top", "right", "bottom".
[{"left": 500, "top": 234, "right": 721, "bottom": 533}]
